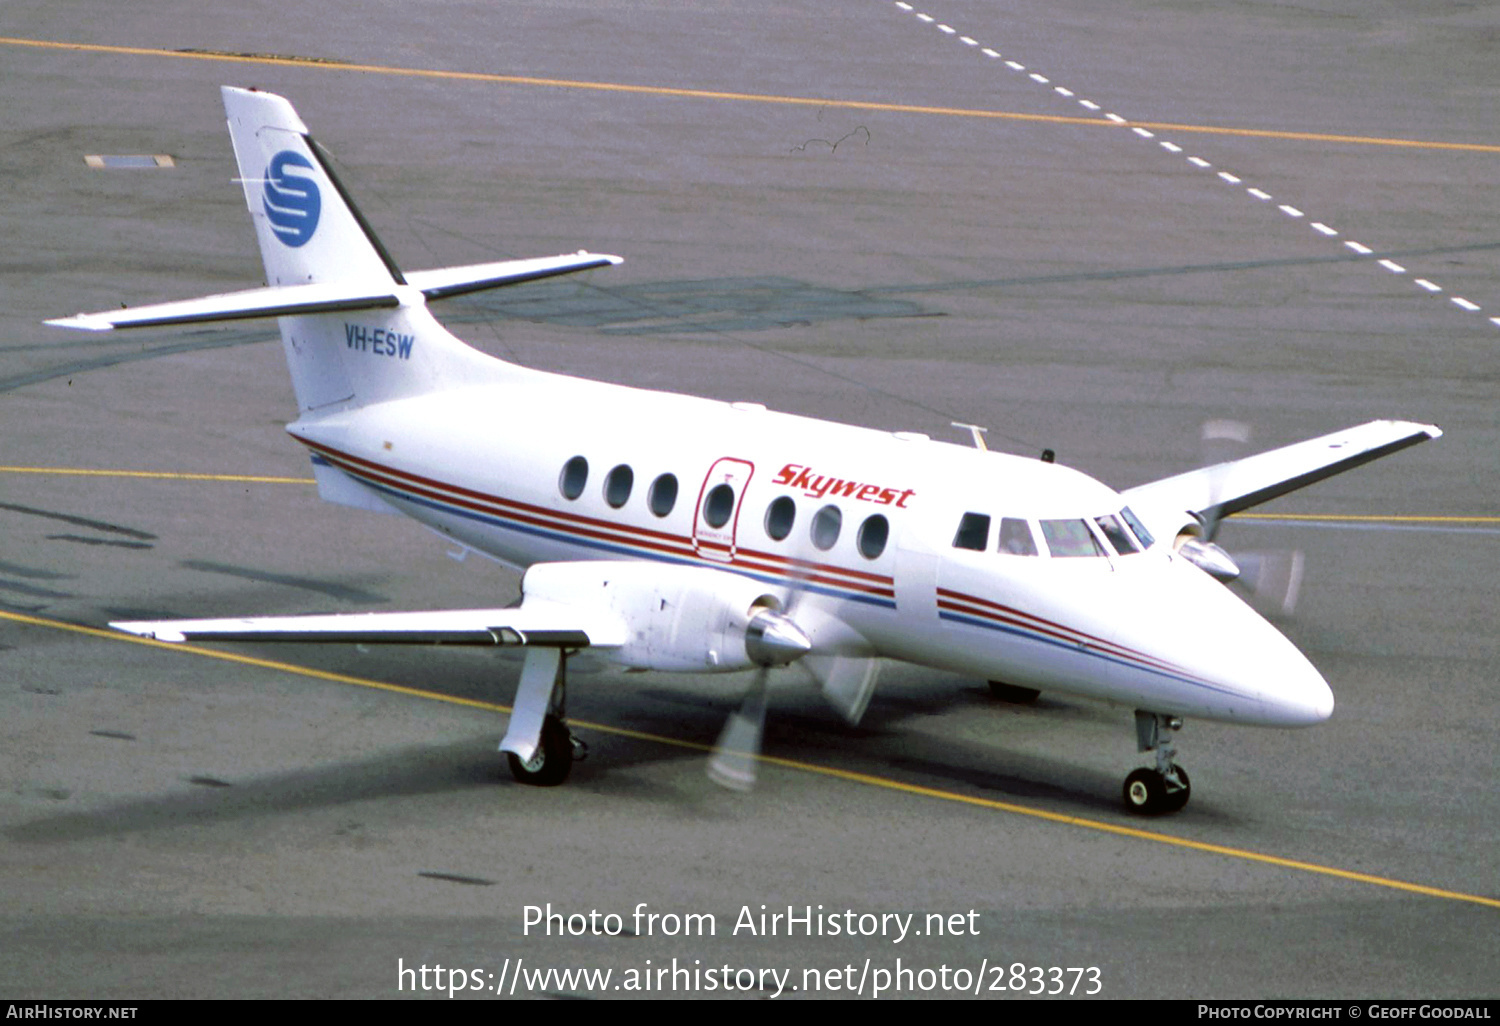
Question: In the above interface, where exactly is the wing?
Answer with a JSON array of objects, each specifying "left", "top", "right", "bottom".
[
  {"left": 1122, "top": 419, "right": 1441, "bottom": 523},
  {"left": 111, "top": 600, "right": 625, "bottom": 648}
]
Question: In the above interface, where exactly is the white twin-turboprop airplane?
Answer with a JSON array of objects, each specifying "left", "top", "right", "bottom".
[{"left": 50, "top": 87, "right": 1440, "bottom": 814}]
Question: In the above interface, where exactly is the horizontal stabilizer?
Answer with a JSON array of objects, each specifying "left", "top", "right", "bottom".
[
  {"left": 112, "top": 602, "right": 626, "bottom": 648},
  {"left": 1124, "top": 419, "right": 1442, "bottom": 522},
  {"left": 46, "top": 251, "right": 621, "bottom": 332},
  {"left": 46, "top": 281, "right": 400, "bottom": 332},
  {"left": 406, "top": 251, "right": 623, "bottom": 301}
]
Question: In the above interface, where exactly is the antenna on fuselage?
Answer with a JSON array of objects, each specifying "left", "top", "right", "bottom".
[{"left": 951, "top": 422, "right": 989, "bottom": 451}]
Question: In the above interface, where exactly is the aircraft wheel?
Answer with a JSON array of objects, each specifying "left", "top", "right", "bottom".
[
  {"left": 507, "top": 715, "right": 573, "bottom": 786},
  {"left": 1123, "top": 768, "right": 1167, "bottom": 815},
  {"left": 1123, "top": 767, "right": 1190, "bottom": 815},
  {"left": 987, "top": 680, "right": 1041, "bottom": 704}
]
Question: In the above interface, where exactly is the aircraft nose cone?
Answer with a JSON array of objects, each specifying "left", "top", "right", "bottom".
[
  {"left": 1254, "top": 641, "right": 1335, "bottom": 726},
  {"left": 1118, "top": 558, "right": 1336, "bottom": 727}
]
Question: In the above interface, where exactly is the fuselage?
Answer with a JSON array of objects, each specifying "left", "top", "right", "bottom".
[{"left": 289, "top": 353, "right": 1334, "bottom": 730}]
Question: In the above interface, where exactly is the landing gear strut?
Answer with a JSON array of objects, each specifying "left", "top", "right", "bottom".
[
  {"left": 1123, "top": 710, "right": 1191, "bottom": 815},
  {"left": 500, "top": 647, "right": 583, "bottom": 786}
]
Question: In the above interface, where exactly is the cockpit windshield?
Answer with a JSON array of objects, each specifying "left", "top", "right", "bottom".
[
  {"left": 1040, "top": 518, "right": 1105, "bottom": 558},
  {"left": 952, "top": 507, "right": 1153, "bottom": 559},
  {"left": 1120, "top": 506, "right": 1154, "bottom": 548},
  {"left": 1094, "top": 512, "right": 1140, "bottom": 555},
  {"left": 998, "top": 517, "right": 1038, "bottom": 555}
]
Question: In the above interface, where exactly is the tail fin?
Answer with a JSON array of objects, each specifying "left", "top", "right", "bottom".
[
  {"left": 222, "top": 86, "right": 490, "bottom": 411},
  {"left": 48, "top": 87, "right": 621, "bottom": 415},
  {"left": 223, "top": 86, "right": 403, "bottom": 289}
]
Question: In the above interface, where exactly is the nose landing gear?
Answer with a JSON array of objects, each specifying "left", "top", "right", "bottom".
[{"left": 1124, "top": 710, "right": 1191, "bottom": 815}]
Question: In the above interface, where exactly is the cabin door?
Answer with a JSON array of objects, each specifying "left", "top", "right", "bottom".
[{"left": 692, "top": 457, "right": 755, "bottom": 563}]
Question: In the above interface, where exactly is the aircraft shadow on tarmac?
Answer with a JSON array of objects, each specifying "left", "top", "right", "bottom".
[
  {"left": 443, "top": 275, "right": 933, "bottom": 335},
  {"left": 4, "top": 736, "right": 508, "bottom": 846},
  {"left": 6, "top": 646, "right": 1190, "bottom": 844}
]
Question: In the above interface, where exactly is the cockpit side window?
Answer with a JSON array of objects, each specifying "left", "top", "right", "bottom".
[
  {"left": 1120, "top": 506, "right": 1155, "bottom": 549},
  {"left": 953, "top": 512, "right": 991, "bottom": 551},
  {"left": 1040, "top": 518, "right": 1105, "bottom": 558},
  {"left": 1094, "top": 513, "right": 1140, "bottom": 555},
  {"left": 998, "top": 517, "right": 1038, "bottom": 556}
]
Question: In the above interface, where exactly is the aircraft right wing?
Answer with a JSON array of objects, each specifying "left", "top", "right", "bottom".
[
  {"left": 111, "top": 601, "right": 626, "bottom": 648},
  {"left": 1122, "top": 419, "right": 1442, "bottom": 526}
]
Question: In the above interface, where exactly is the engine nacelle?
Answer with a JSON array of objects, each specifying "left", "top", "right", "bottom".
[{"left": 520, "top": 561, "right": 796, "bottom": 672}]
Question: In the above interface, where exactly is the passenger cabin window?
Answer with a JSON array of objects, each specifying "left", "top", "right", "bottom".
[
  {"left": 953, "top": 513, "right": 990, "bottom": 551},
  {"left": 702, "top": 483, "right": 735, "bottom": 528},
  {"left": 648, "top": 473, "right": 678, "bottom": 517},
  {"left": 559, "top": 456, "right": 588, "bottom": 500},
  {"left": 810, "top": 505, "right": 842, "bottom": 551},
  {"left": 857, "top": 514, "right": 889, "bottom": 559},
  {"left": 1094, "top": 513, "right": 1139, "bottom": 555},
  {"left": 604, "top": 464, "right": 634, "bottom": 509},
  {"left": 1120, "top": 506, "right": 1155, "bottom": 549},
  {"left": 765, "top": 496, "right": 796, "bottom": 541},
  {"left": 998, "top": 517, "right": 1038, "bottom": 556},
  {"left": 1040, "top": 518, "right": 1105, "bottom": 558}
]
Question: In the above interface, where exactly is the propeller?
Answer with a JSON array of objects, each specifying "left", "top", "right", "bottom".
[
  {"left": 707, "top": 552, "right": 880, "bottom": 790},
  {"left": 1177, "top": 419, "right": 1249, "bottom": 583},
  {"left": 706, "top": 663, "right": 773, "bottom": 791},
  {"left": 1178, "top": 419, "right": 1304, "bottom": 616},
  {"left": 706, "top": 602, "right": 808, "bottom": 792}
]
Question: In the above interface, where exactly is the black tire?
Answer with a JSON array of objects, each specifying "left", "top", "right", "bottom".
[
  {"left": 507, "top": 715, "right": 573, "bottom": 786},
  {"left": 987, "top": 680, "right": 1041, "bottom": 704},
  {"left": 1123, "top": 768, "right": 1166, "bottom": 815},
  {"left": 1163, "top": 766, "right": 1191, "bottom": 813}
]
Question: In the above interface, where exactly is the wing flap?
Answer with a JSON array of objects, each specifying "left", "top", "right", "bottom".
[
  {"left": 111, "top": 601, "right": 625, "bottom": 648},
  {"left": 1123, "top": 419, "right": 1442, "bottom": 522}
]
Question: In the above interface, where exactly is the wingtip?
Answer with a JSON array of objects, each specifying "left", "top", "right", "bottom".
[
  {"left": 110, "top": 621, "right": 185, "bottom": 643},
  {"left": 45, "top": 314, "right": 113, "bottom": 332}
]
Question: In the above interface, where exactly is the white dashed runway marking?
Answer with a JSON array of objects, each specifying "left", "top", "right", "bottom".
[{"left": 888, "top": 2, "right": 1494, "bottom": 328}]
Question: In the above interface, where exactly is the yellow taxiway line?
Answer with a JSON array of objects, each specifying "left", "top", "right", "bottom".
[
  {"left": 0, "top": 465, "right": 315, "bottom": 485},
  {"left": 4, "top": 36, "right": 1500, "bottom": 154},
  {"left": 3, "top": 606, "right": 1497, "bottom": 911},
  {"left": 1234, "top": 513, "right": 1500, "bottom": 525}
]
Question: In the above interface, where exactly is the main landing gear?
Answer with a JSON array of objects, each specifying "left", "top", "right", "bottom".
[
  {"left": 1123, "top": 710, "right": 1191, "bottom": 815},
  {"left": 500, "top": 647, "right": 586, "bottom": 786}
]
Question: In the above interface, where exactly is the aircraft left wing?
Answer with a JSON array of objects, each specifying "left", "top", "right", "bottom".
[
  {"left": 111, "top": 602, "right": 626, "bottom": 648},
  {"left": 1123, "top": 419, "right": 1441, "bottom": 526}
]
